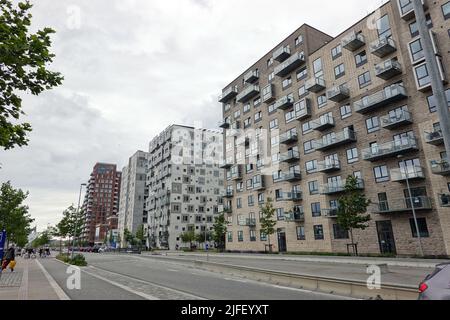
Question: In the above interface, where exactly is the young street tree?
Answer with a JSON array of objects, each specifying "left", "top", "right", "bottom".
[
  {"left": 212, "top": 213, "right": 227, "bottom": 251},
  {"left": 0, "top": 0, "right": 63, "bottom": 150},
  {"left": 260, "top": 198, "right": 277, "bottom": 253},
  {"left": 0, "top": 181, "right": 34, "bottom": 246},
  {"left": 336, "top": 176, "right": 371, "bottom": 256},
  {"left": 58, "top": 205, "right": 84, "bottom": 246},
  {"left": 180, "top": 231, "right": 196, "bottom": 250},
  {"left": 135, "top": 224, "right": 145, "bottom": 248}
]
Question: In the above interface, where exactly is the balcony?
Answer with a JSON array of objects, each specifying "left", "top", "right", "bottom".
[
  {"left": 253, "top": 177, "right": 266, "bottom": 190},
  {"left": 380, "top": 110, "right": 412, "bottom": 129},
  {"left": 238, "top": 218, "right": 257, "bottom": 227},
  {"left": 322, "top": 208, "right": 339, "bottom": 218},
  {"left": 218, "top": 119, "right": 230, "bottom": 129},
  {"left": 275, "top": 95, "right": 295, "bottom": 110},
  {"left": 280, "top": 150, "right": 300, "bottom": 163},
  {"left": 430, "top": 160, "right": 450, "bottom": 176},
  {"left": 305, "top": 77, "right": 326, "bottom": 93},
  {"left": 236, "top": 85, "right": 260, "bottom": 103},
  {"left": 224, "top": 190, "right": 234, "bottom": 198},
  {"left": 341, "top": 31, "right": 365, "bottom": 51},
  {"left": 219, "top": 160, "right": 234, "bottom": 169},
  {"left": 399, "top": 0, "right": 427, "bottom": 21},
  {"left": 375, "top": 59, "right": 402, "bottom": 80},
  {"left": 273, "top": 45, "right": 291, "bottom": 62},
  {"left": 280, "top": 131, "right": 298, "bottom": 144},
  {"left": 354, "top": 84, "right": 407, "bottom": 114},
  {"left": 438, "top": 194, "right": 450, "bottom": 207},
  {"left": 390, "top": 166, "right": 426, "bottom": 182},
  {"left": 425, "top": 129, "right": 443, "bottom": 146},
  {"left": 231, "top": 166, "right": 243, "bottom": 180},
  {"left": 314, "top": 129, "right": 356, "bottom": 151},
  {"left": 226, "top": 122, "right": 241, "bottom": 138},
  {"left": 244, "top": 70, "right": 259, "bottom": 84},
  {"left": 362, "top": 137, "right": 418, "bottom": 162},
  {"left": 284, "top": 207, "right": 305, "bottom": 222},
  {"left": 277, "top": 191, "right": 303, "bottom": 202},
  {"left": 294, "top": 99, "right": 312, "bottom": 120},
  {"left": 327, "top": 85, "right": 350, "bottom": 102},
  {"left": 262, "top": 84, "right": 275, "bottom": 103},
  {"left": 321, "top": 179, "right": 364, "bottom": 195},
  {"left": 282, "top": 171, "right": 302, "bottom": 182},
  {"left": 274, "top": 52, "right": 306, "bottom": 77},
  {"left": 370, "top": 37, "right": 397, "bottom": 58},
  {"left": 373, "top": 196, "right": 432, "bottom": 214},
  {"left": 219, "top": 86, "right": 238, "bottom": 103},
  {"left": 311, "top": 115, "right": 335, "bottom": 131},
  {"left": 317, "top": 159, "right": 341, "bottom": 173}
]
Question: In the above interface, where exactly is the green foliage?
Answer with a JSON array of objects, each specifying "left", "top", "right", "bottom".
[
  {"left": 180, "top": 231, "right": 196, "bottom": 247},
  {"left": 56, "top": 253, "right": 87, "bottom": 266},
  {"left": 337, "top": 176, "right": 372, "bottom": 246},
  {"left": 31, "top": 230, "right": 51, "bottom": 248},
  {"left": 212, "top": 214, "right": 227, "bottom": 250},
  {"left": 260, "top": 198, "right": 277, "bottom": 251},
  {"left": 0, "top": 0, "right": 63, "bottom": 150},
  {"left": 135, "top": 224, "right": 145, "bottom": 244},
  {"left": 56, "top": 205, "right": 84, "bottom": 241},
  {"left": 0, "top": 181, "right": 34, "bottom": 245},
  {"left": 195, "top": 231, "right": 212, "bottom": 244},
  {"left": 123, "top": 228, "right": 134, "bottom": 246}
]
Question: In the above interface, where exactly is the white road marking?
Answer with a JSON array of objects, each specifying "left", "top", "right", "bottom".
[{"left": 35, "top": 259, "right": 71, "bottom": 300}]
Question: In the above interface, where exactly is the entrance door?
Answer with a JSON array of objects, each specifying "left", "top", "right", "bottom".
[
  {"left": 277, "top": 231, "right": 287, "bottom": 253},
  {"left": 376, "top": 221, "right": 396, "bottom": 254}
]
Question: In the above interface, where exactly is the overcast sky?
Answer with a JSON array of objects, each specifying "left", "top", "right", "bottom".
[{"left": 0, "top": 0, "right": 388, "bottom": 231}]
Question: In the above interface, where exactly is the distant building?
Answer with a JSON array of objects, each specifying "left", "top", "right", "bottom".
[
  {"left": 81, "top": 163, "right": 122, "bottom": 245},
  {"left": 118, "top": 150, "right": 149, "bottom": 247}
]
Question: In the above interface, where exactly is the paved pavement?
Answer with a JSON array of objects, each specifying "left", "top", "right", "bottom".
[{"left": 142, "top": 252, "right": 434, "bottom": 287}]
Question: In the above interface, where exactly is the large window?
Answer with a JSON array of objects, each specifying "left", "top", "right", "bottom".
[
  {"left": 282, "top": 77, "right": 292, "bottom": 89},
  {"left": 443, "top": 1, "right": 450, "bottom": 20},
  {"left": 296, "top": 67, "right": 308, "bottom": 81},
  {"left": 317, "top": 94, "right": 327, "bottom": 108},
  {"left": 427, "top": 89, "right": 450, "bottom": 113},
  {"left": 409, "top": 38, "right": 424, "bottom": 63},
  {"left": 311, "top": 203, "right": 321, "bottom": 217},
  {"left": 306, "top": 160, "right": 318, "bottom": 173},
  {"left": 355, "top": 51, "right": 367, "bottom": 67},
  {"left": 340, "top": 104, "right": 352, "bottom": 119},
  {"left": 414, "top": 63, "right": 431, "bottom": 88},
  {"left": 296, "top": 226, "right": 306, "bottom": 240},
  {"left": 366, "top": 116, "right": 380, "bottom": 133},
  {"left": 346, "top": 147, "right": 359, "bottom": 164},
  {"left": 334, "top": 63, "right": 345, "bottom": 79},
  {"left": 374, "top": 165, "right": 390, "bottom": 183},
  {"left": 358, "top": 71, "right": 371, "bottom": 89},
  {"left": 309, "top": 181, "right": 319, "bottom": 195},
  {"left": 376, "top": 14, "right": 391, "bottom": 39},
  {"left": 237, "top": 231, "right": 244, "bottom": 242},
  {"left": 314, "top": 225, "right": 324, "bottom": 240},
  {"left": 409, "top": 15, "right": 433, "bottom": 38},
  {"left": 313, "top": 58, "right": 323, "bottom": 78},
  {"left": 333, "top": 224, "right": 349, "bottom": 239},
  {"left": 304, "top": 140, "right": 315, "bottom": 154},
  {"left": 331, "top": 44, "right": 342, "bottom": 60},
  {"left": 410, "top": 218, "right": 430, "bottom": 238}
]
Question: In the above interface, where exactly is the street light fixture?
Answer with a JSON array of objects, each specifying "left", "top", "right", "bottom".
[
  {"left": 397, "top": 155, "right": 424, "bottom": 257},
  {"left": 72, "top": 183, "right": 86, "bottom": 260}
]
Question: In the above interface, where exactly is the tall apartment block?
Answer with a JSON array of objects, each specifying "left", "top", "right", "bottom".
[
  {"left": 146, "top": 125, "right": 225, "bottom": 250},
  {"left": 118, "top": 151, "right": 149, "bottom": 246},
  {"left": 81, "top": 163, "right": 122, "bottom": 245},
  {"left": 219, "top": 0, "right": 450, "bottom": 256}
]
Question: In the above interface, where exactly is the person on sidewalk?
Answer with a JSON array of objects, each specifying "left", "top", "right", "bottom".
[{"left": 2, "top": 245, "right": 16, "bottom": 272}]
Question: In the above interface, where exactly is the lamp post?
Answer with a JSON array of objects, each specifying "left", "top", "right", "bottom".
[
  {"left": 72, "top": 183, "right": 86, "bottom": 260},
  {"left": 398, "top": 155, "right": 424, "bottom": 257}
]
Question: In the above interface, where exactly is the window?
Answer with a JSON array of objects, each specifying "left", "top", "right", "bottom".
[
  {"left": 298, "top": 85, "right": 307, "bottom": 98},
  {"left": 409, "top": 15, "right": 433, "bottom": 38},
  {"left": 234, "top": 109, "right": 241, "bottom": 119},
  {"left": 282, "top": 77, "right": 292, "bottom": 89},
  {"left": 254, "top": 111, "right": 262, "bottom": 123},
  {"left": 313, "top": 58, "right": 323, "bottom": 78},
  {"left": 346, "top": 148, "right": 359, "bottom": 164},
  {"left": 398, "top": 0, "right": 414, "bottom": 16},
  {"left": 317, "top": 94, "right": 327, "bottom": 108},
  {"left": 243, "top": 104, "right": 251, "bottom": 113},
  {"left": 443, "top": 2, "right": 450, "bottom": 20},
  {"left": 237, "top": 231, "right": 244, "bottom": 242},
  {"left": 414, "top": 62, "right": 431, "bottom": 88},
  {"left": 355, "top": 51, "right": 367, "bottom": 67},
  {"left": 260, "top": 231, "right": 267, "bottom": 241},
  {"left": 227, "top": 232, "right": 233, "bottom": 242},
  {"left": 374, "top": 165, "right": 390, "bottom": 183},
  {"left": 410, "top": 218, "right": 430, "bottom": 238},
  {"left": 306, "top": 160, "right": 318, "bottom": 173},
  {"left": 269, "top": 119, "right": 278, "bottom": 130},
  {"left": 276, "top": 208, "right": 285, "bottom": 221},
  {"left": 366, "top": 116, "right": 380, "bottom": 133},
  {"left": 340, "top": 105, "right": 352, "bottom": 119},
  {"left": 314, "top": 225, "right": 324, "bottom": 240},
  {"left": 268, "top": 72, "right": 275, "bottom": 82},
  {"left": 250, "top": 230, "right": 257, "bottom": 242},
  {"left": 296, "top": 67, "right": 308, "bottom": 81},
  {"left": 244, "top": 117, "right": 251, "bottom": 128},
  {"left": 237, "top": 198, "right": 242, "bottom": 209},
  {"left": 296, "top": 226, "right": 306, "bottom": 240},
  {"left": 376, "top": 14, "right": 391, "bottom": 39},
  {"left": 302, "top": 121, "right": 312, "bottom": 135},
  {"left": 268, "top": 103, "right": 277, "bottom": 114},
  {"left": 248, "top": 195, "right": 254, "bottom": 207},
  {"left": 358, "top": 71, "right": 371, "bottom": 89},
  {"left": 267, "top": 57, "right": 273, "bottom": 67},
  {"left": 295, "top": 35, "right": 303, "bottom": 46},
  {"left": 331, "top": 44, "right": 342, "bottom": 60},
  {"left": 333, "top": 224, "right": 349, "bottom": 239},
  {"left": 254, "top": 97, "right": 261, "bottom": 107},
  {"left": 304, "top": 140, "right": 314, "bottom": 154},
  {"left": 311, "top": 202, "right": 321, "bottom": 217},
  {"left": 427, "top": 89, "right": 450, "bottom": 113},
  {"left": 409, "top": 38, "right": 424, "bottom": 63},
  {"left": 334, "top": 63, "right": 345, "bottom": 79},
  {"left": 309, "top": 181, "right": 319, "bottom": 195},
  {"left": 258, "top": 193, "right": 264, "bottom": 204}
]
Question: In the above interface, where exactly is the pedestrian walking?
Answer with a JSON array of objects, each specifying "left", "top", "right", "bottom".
[
  {"left": 1, "top": 245, "right": 16, "bottom": 272},
  {"left": 39, "top": 248, "right": 43, "bottom": 258}
]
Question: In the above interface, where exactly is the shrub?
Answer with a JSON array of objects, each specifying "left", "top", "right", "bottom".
[
  {"left": 56, "top": 253, "right": 87, "bottom": 266},
  {"left": 56, "top": 254, "right": 70, "bottom": 263}
]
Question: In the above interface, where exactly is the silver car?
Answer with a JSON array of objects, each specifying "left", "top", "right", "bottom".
[{"left": 418, "top": 263, "right": 450, "bottom": 300}]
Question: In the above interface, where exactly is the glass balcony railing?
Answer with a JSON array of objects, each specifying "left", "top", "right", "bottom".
[
  {"left": 244, "top": 70, "right": 259, "bottom": 84},
  {"left": 238, "top": 218, "right": 257, "bottom": 227},
  {"left": 375, "top": 59, "right": 402, "bottom": 80},
  {"left": 317, "top": 159, "right": 341, "bottom": 173},
  {"left": 425, "top": 129, "right": 444, "bottom": 145},
  {"left": 218, "top": 119, "right": 231, "bottom": 129},
  {"left": 341, "top": 31, "right": 365, "bottom": 51},
  {"left": 224, "top": 190, "right": 234, "bottom": 198},
  {"left": 305, "top": 77, "right": 326, "bottom": 93},
  {"left": 236, "top": 85, "right": 260, "bottom": 103},
  {"left": 374, "top": 196, "right": 432, "bottom": 214},
  {"left": 294, "top": 99, "right": 312, "bottom": 120},
  {"left": 280, "top": 131, "right": 298, "bottom": 144},
  {"left": 321, "top": 179, "right": 364, "bottom": 195},
  {"left": 219, "top": 86, "right": 238, "bottom": 103},
  {"left": 274, "top": 52, "right": 305, "bottom": 77},
  {"left": 277, "top": 191, "right": 303, "bottom": 202},
  {"left": 380, "top": 110, "right": 412, "bottom": 129},
  {"left": 370, "top": 37, "right": 397, "bottom": 58},
  {"left": 322, "top": 208, "right": 339, "bottom": 218},
  {"left": 362, "top": 136, "right": 418, "bottom": 162},
  {"left": 275, "top": 95, "right": 295, "bottom": 110},
  {"left": 430, "top": 159, "right": 450, "bottom": 176},
  {"left": 284, "top": 207, "right": 305, "bottom": 222},
  {"left": 311, "top": 115, "right": 335, "bottom": 131},
  {"left": 390, "top": 166, "right": 425, "bottom": 182},
  {"left": 273, "top": 45, "right": 291, "bottom": 62},
  {"left": 282, "top": 171, "right": 302, "bottom": 182},
  {"left": 314, "top": 129, "right": 356, "bottom": 151},
  {"left": 327, "top": 85, "right": 350, "bottom": 102},
  {"left": 354, "top": 84, "right": 407, "bottom": 114},
  {"left": 280, "top": 150, "right": 300, "bottom": 163}
]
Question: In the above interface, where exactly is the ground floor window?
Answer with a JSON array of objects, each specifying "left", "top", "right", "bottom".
[
  {"left": 314, "top": 225, "right": 324, "bottom": 240},
  {"left": 227, "top": 231, "right": 232, "bottom": 242},
  {"left": 260, "top": 231, "right": 267, "bottom": 241},
  {"left": 296, "top": 226, "right": 306, "bottom": 240},
  {"left": 333, "top": 224, "right": 349, "bottom": 239},
  {"left": 238, "top": 231, "right": 244, "bottom": 242},
  {"left": 250, "top": 230, "right": 256, "bottom": 242},
  {"left": 409, "top": 218, "right": 430, "bottom": 238}
]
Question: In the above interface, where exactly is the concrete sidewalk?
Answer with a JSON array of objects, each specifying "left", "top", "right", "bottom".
[
  {"left": 147, "top": 251, "right": 449, "bottom": 268},
  {"left": 0, "top": 257, "right": 67, "bottom": 300}
]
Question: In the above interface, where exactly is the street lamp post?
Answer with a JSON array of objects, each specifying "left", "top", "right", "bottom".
[
  {"left": 398, "top": 155, "right": 424, "bottom": 257},
  {"left": 72, "top": 183, "right": 86, "bottom": 260}
]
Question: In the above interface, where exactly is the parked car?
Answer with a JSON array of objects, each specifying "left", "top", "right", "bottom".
[{"left": 418, "top": 263, "right": 450, "bottom": 300}]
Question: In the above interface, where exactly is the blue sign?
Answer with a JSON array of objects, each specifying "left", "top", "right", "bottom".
[{"left": 0, "top": 230, "right": 6, "bottom": 262}]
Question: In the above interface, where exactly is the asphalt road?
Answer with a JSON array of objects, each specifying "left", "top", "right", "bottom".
[{"left": 39, "top": 254, "right": 351, "bottom": 300}]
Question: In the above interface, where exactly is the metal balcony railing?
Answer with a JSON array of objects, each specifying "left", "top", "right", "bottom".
[
  {"left": 321, "top": 179, "right": 364, "bottom": 195},
  {"left": 236, "top": 85, "right": 260, "bottom": 103},
  {"left": 390, "top": 166, "right": 425, "bottom": 182},
  {"left": 238, "top": 218, "right": 257, "bottom": 227},
  {"left": 327, "top": 85, "right": 350, "bottom": 102},
  {"left": 273, "top": 45, "right": 291, "bottom": 62},
  {"left": 374, "top": 196, "right": 432, "bottom": 214},
  {"left": 362, "top": 136, "right": 418, "bottom": 162},
  {"left": 354, "top": 84, "right": 407, "bottom": 114},
  {"left": 430, "top": 160, "right": 450, "bottom": 176},
  {"left": 275, "top": 95, "right": 295, "bottom": 110},
  {"left": 280, "top": 130, "right": 298, "bottom": 144},
  {"left": 322, "top": 208, "right": 339, "bottom": 218},
  {"left": 317, "top": 159, "right": 341, "bottom": 173},
  {"left": 305, "top": 77, "right": 326, "bottom": 93},
  {"left": 375, "top": 59, "right": 402, "bottom": 80},
  {"left": 311, "top": 115, "right": 335, "bottom": 131},
  {"left": 274, "top": 52, "right": 305, "bottom": 77},
  {"left": 341, "top": 31, "right": 365, "bottom": 51},
  {"left": 244, "top": 70, "right": 259, "bottom": 84},
  {"left": 314, "top": 129, "right": 356, "bottom": 151},
  {"left": 380, "top": 110, "right": 412, "bottom": 129},
  {"left": 219, "top": 86, "right": 238, "bottom": 103},
  {"left": 280, "top": 150, "right": 300, "bottom": 163},
  {"left": 284, "top": 208, "right": 305, "bottom": 222},
  {"left": 425, "top": 129, "right": 444, "bottom": 145},
  {"left": 370, "top": 37, "right": 397, "bottom": 58}
]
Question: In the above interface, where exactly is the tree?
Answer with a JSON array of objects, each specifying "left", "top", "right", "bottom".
[
  {"left": 135, "top": 224, "right": 145, "bottom": 247},
  {"left": 260, "top": 198, "right": 277, "bottom": 253},
  {"left": 123, "top": 228, "right": 134, "bottom": 247},
  {"left": 195, "top": 231, "right": 212, "bottom": 247},
  {"left": 0, "top": 0, "right": 64, "bottom": 150},
  {"left": 56, "top": 205, "right": 84, "bottom": 247},
  {"left": 31, "top": 230, "right": 50, "bottom": 248},
  {"left": 0, "top": 181, "right": 34, "bottom": 246},
  {"left": 212, "top": 214, "right": 227, "bottom": 251},
  {"left": 336, "top": 176, "right": 372, "bottom": 256},
  {"left": 180, "top": 231, "right": 196, "bottom": 249}
]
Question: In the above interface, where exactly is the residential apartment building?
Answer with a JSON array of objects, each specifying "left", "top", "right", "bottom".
[
  {"left": 81, "top": 163, "right": 122, "bottom": 245},
  {"left": 118, "top": 151, "right": 149, "bottom": 247},
  {"left": 146, "top": 125, "right": 225, "bottom": 250},
  {"left": 219, "top": 0, "right": 450, "bottom": 256}
]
